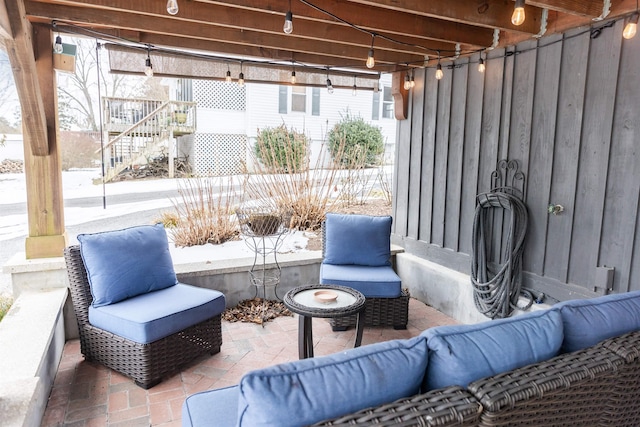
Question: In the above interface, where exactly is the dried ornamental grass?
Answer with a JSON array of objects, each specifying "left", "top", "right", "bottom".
[{"left": 168, "top": 177, "right": 241, "bottom": 247}]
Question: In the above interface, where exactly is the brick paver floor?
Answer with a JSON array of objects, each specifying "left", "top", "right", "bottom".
[{"left": 40, "top": 298, "right": 458, "bottom": 426}]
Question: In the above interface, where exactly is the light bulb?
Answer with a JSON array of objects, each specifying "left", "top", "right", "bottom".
[
  {"left": 403, "top": 74, "right": 411, "bottom": 90},
  {"left": 511, "top": 0, "right": 525, "bottom": 26},
  {"left": 144, "top": 57, "right": 153, "bottom": 77},
  {"left": 352, "top": 84, "right": 357, "bottom": 96},
  {"left": 290, "top": 70, "right": 296, "bottom": 84},
  {"left": 225, "top": 70, "right": 232, "bottom": 83},
  {"left": 238, "top": 72, "right": 245, "bottom": 87},
  {"left": 283, "top": 11, "right": 293, "bottom": 34},
  {"left": 326, "top": 78, "right": 333, "bottom": 94},
  {"left": 53, "top": 35, "right": 63, "bottom": 54},
  {"left": 410, "top": 76, "right": 415, "bottom": 88},
  {"left": 435, "top": 63, "right": 443, "bottom": 80},
  {"left": 366, "top": 49, "right": 375, "bottom": 69},
  {"left": 478, "top": 57, "right": 486, "bottom": 73},
  {"left": 166, "top": 0, "right": 179, "bottom": 15},
  {"left": 623, "top": 14, "right": 639, "bottom": 39}
]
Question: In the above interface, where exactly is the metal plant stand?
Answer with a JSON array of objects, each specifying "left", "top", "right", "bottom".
[{"left": 236, "top": 209, "right": 290, "bottom": 304}]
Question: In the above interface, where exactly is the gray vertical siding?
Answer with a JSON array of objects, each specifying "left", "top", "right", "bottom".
[{"left": 393, "top": 20, "right": 640, "bottom": 301}]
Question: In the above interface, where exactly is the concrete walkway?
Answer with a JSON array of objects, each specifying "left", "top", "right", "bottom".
[{"left": 40, "top": 298, "right": 458, "bottom": 426}]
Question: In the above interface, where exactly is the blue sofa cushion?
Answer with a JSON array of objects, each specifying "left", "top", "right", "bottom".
[
  {"left": 422, "top": 309, "right": 563, "bottom": 391},
  {"left": 78, "top": 224, "right": 178, "bottom": 307},
  {"left": 89, "top": 283, "right": 225, "bottom": 344},
  {"left": 555, "top": 290, "right": 640, "bottom": 353},
  {"left": 183, "top": 385, "right": 239, "bottom": 427},
  {"left": 323, "top": 213, "right": 392, "bottom": 267},
  {"left": 237, "top": 335, "right": 428, "bottom": 427},
  {"left": 319, "top": 264, "right": 401, "bottom": 298}
]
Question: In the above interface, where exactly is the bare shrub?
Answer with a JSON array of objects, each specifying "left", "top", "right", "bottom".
[
  {"left": 168, "top": 177, "right": 240, "bottom": 247},
  {"left": 60, "top": 131, "right": 100, "bottom": 170},
  {"left": 243, "top": 136, "right": 344, "bottom": 231},
  {"left": 337, "top": 144, "right": 381, "bottom": 207}
]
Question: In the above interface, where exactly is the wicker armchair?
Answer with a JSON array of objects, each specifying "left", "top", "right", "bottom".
[
  {"left": 64, "top": 228, "right": 224, "bottom": 389},
  {"left": 320, "top": 214, "right": 409, "bottom": 330}
]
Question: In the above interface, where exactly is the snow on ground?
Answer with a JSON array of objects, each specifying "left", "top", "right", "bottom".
[{"left": 0, "top": 169, "right": 314, "bottom": 294}]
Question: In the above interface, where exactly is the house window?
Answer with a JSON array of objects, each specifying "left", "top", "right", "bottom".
[
  {"left": 372, "top": 91, "right": 380, "bottom": 120},
  {"left": 312, "top": 88, "right": 320, "bottom": 116},
  {"left": 382, "top": 86, "right": 393, "bottom": 119},
  {"left": 291, "top": 86, "right": 306, "bottom": 112},
  {"left": 278, "top": 86, "right": 288, "bottom": 114}
]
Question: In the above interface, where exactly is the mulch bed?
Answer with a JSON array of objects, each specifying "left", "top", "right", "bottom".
[{"left": 222, "top": 298, "right": 293, "bottom": 324}]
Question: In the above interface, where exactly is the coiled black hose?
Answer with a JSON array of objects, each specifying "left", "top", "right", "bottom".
[{"left": 471, "top": 191, "right": 532, "bottom": 319}]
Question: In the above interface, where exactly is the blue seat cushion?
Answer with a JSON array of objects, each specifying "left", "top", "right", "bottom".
[
  {"left": 237, "top": 335, "right": 428, "bottom": 427},
  {"left": 182, "top": 385, "right": 239, "bottom": 427},
  {"left": 323, "top": 213, "right": 392, "bottom": 267},
  {"left": 319, "top": 264, "right": 401, "bottom": 298},
  {"left": 554, "top": 290, "right": 640, "bottom": 353},
  {"left": 422, "top": 309, "right": 563, "bottom": 391},
  {"left": 88, "top": 283, "right": 226, "bottom": 344},
  {"left": 78, "top": 224, "right": 178, "bottom": 307}
]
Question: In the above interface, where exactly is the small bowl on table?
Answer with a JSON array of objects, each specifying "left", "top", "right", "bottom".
[{"left": 314, "top": 290, "right": 338, "bottom": 304}]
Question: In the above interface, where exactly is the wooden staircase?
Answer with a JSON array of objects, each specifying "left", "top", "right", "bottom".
[{"left": 99, "top": 98, "right": 196, "bottom": 183}]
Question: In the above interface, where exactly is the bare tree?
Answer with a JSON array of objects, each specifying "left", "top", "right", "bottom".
[{"left": 57, "top": 37, "right": 149, "bottom": 131}]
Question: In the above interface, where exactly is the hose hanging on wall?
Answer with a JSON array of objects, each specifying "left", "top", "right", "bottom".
[{"left": 471, "top": 189, "right": 531, "bottom": 319}]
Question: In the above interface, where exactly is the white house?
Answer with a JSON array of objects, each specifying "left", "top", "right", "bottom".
[{"left": 170, "top": 74, "right": 397, "bottom": 176}]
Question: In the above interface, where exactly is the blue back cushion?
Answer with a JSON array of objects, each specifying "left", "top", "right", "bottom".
[
  {"left": 323, "top": 213, "right": 392, "bottom": 267},
  {"left": 237, "top": 335, "right": 428, "bottom": 427},
  {"left": 78, "top": 224, "right": 178, "bottom": 307},
  {"left": 422, "top": 309, "right": 563, "bottom": 391},
  {"left": 555, "top": 290, "right": 640, "bottom": 353}
]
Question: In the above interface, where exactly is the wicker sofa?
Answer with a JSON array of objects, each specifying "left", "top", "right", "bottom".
[{"left": 182, "top": 290, "right": 640, "bottom": 426}]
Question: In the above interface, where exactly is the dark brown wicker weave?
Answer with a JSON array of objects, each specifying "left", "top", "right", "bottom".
[
  {"left": 64, "top": 245, "right": 223, "bottom": 389},
  {"left": 321, "top": 221, "right": 409, "bottom": 330},
  {"left": 312, "top": 386, "right": 482, "bottom": 427},
  {"left": 598, "top": 330, "right": 640, "bottom": 426},
  {"left": 467, "top": 343, "right": 626, "bottom": 426}
]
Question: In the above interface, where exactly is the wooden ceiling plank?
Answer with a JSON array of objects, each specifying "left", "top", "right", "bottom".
[
  {"left": 343, "top": 0, "right": 543, "bottom": 34},
  {"left": 199, "top": 0, "right": 496, "bottom": 46},
  {"left": 3, "top": 0, "right": 49, "bottom": 156},
  {"left": 527, "top": 0, "right": 605, "bottom": 18},
  {"left": 25, "top": 1, "right": 426, "bottom": 67}
]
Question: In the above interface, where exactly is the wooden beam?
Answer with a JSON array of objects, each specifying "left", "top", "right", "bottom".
[
  {"left": 3, "top": 0, "right": 49, "bottom": 156},
  {"left": 23, "top": 24, "right": 67, "bottom": 258},
  {"left": 0, "top": 0, "right": 13, "bottom": 39},
  {"left": 344, "top": 0, "right": 543, "bottom": 34},
  {"left": 26, "top": 1, "right": 426, "bottom": 67},
  {"left": 391, "top": 71, "right": 408, "bottom": 120},
  {"left": 202, "top": 0, "right": 496, "bottom": 46},
  {"left": 527, "top": 0, "right": 605, "bottom": 18}
]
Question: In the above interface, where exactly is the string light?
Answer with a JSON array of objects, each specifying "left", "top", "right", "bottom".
[
  {"left": 53, "top": 34, "right": 63, "bottom": 54},
  {"left": 166, "top": 0, "right": 179, "bottom": 15},
  {"left": 511, "top": 0, "right": 525, "bottom": 26},
  {"left": 144, "top": 47, "right": 153, "bottom": 77},
  {"left": 326, "top": 70, "right": 334, "bottom": 94},
  {"left": 366, "top": 34, "right": 375, "bottom": 69},
  {"left": 478, "top": 55, "right": 486, "bottom": 73},
  {"left": 624, "top": 1, "right": 639, "bottom": 40},
  {"left": 410, "top": 70, "right": 415, "bottom": 88},
  {"left": 291, "top": 70, "right": 297, "bottom": 84},
  {"left": 435, "top": 52, "right": 443, "bottom": 80},
  {"left": 225, "top": 63, "right": 232, "bottom": 83},
  {"left": 238, "top": 62, "right": 245, "bottom": 86},
  {"left": 284, "top": 8, "right": 293, "bottom": 34},
  {"left": 352, "top": 76, "right": 357, "bottom": 96},
  {"left": 403, "top": 72, "right": 411, "bottom": 90}
]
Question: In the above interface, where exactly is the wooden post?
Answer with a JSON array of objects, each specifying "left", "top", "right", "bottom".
[{"left": 3, "top": 14, "right": 67, "bottom": 258}]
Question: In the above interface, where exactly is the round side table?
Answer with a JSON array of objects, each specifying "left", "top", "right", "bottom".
[{"left": 283, "top": 284, "right": 366, "bottom": 359}]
